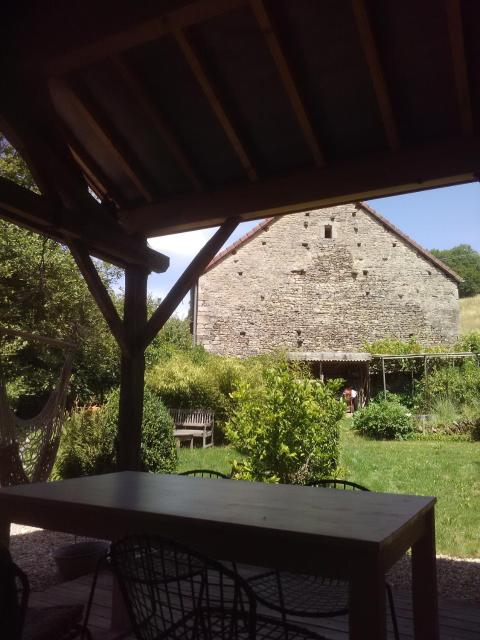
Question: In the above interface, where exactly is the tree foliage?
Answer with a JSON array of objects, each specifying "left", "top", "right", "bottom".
[
  {"left": 431, "top": 245, "right": 480, "bottom": 298},
  {"left": 0, "top": 135, "right": 37, "bottom": 191},
  {"left": 226, "top": 362, "right": 344, "bottom": 484},
  {"left": 0, "top": 220, "right": 122, "bottom": 409}
]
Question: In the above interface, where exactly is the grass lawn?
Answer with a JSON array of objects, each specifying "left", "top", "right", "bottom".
[{"left": 177, "top": 426, "right": 480, "bottom": 559}]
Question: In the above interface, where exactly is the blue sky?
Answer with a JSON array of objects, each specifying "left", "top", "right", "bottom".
[{"left": 146, "top": 183, "right": 480, "bottom": 317}]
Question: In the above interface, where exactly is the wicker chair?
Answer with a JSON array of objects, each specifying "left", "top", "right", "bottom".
[
  {"left": 0, "top": 545, "right": 91, "bottom": 640},
  {"left": 179, "top": 468, "right": 231, "bottom": 479},
  {"left": 102, "top": 534, "right": 331, "bottom": 640},
  {"left": 245, "top": 480, "right": 400, "bottom": 640}
]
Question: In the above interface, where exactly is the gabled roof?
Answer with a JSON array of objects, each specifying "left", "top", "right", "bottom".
[{"left": 204, "top": 202, "right": 462, "bottom": 284}]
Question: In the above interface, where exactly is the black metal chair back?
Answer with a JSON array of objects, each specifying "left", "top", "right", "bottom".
[
  {"left": 179, "top": 469, "right": 230, "bottom": 479},
  {"left": 110, "top": 534, "right": 255, "bottom": 640},
  {"left": 306, "top": 479, "right": 369, "bottom": 491}
]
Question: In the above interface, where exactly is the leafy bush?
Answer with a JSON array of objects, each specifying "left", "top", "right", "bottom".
[
  {"left": 53, "top": 387, "right": 177, "bottom": 479},
  {"left": 353, "top": 394, "right": 413, "bottom": 440},
  {"left": 417, "top": 359, "right": 480, "bottom": 409},
  {"left": 146, "top": 348, "right": 273, "bottom": 441},
  {"left": 455, "top": 330, "right": 480, "bottom": 354},
  {"left": 53, "top": 405, "right": 115, "bottom": 479},
  {"left": 225, "top": 363, "right": 344, "bottom": 484}
]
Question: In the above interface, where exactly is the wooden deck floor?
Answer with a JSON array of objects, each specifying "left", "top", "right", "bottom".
[{"left": 29, "top": 570, "right": 480, "bottom": 640}]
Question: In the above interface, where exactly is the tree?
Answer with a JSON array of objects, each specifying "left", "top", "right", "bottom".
[
  {"left": 1, "top": 135, "right": 122, "bottom": 409},
  {"left": 0, "top": 135, "right": 37, "bottom": 191},
  {"left": 431, "top": 245, "right": 480, "bottom": 298},
  {"left": 0, "top": 219, "right": 122, "bottom": 410}
]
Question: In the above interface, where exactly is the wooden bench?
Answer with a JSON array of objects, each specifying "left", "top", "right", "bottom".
[{"left": 169, "top": 409, "right": 214, "bottom": 448}]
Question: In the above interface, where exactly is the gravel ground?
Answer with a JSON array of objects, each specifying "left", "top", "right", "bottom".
[{"left": 10, "top": 524, "right": 480, "bottom": 603}]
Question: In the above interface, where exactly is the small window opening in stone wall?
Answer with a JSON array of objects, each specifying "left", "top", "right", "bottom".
[
  {"left": 304, "top": 221, "right": 308, "bottom": 228},
  {"left": 365, "top": 291, "right": 370, "bottom": 296},
  {"left": 260, "top": 295, "right": 265, "bottom": 301},
  {"left": 305, "top": 212, "right": 310, "bottom": 217},
  {"left": 354, "top": 227, "right": 358, "bottom": 233},
  {"left": 262, "top": 240, "right": 267, "bottom": 245},
  {"left": 352, "top": 271, "right": 358, "bottom": 279},
  {"left": 324, "top": 225, "right": 332, "bottom": 239},
  {"left": 240, "top": 331, "right": 246, "bottom": 336},
  {"left": 357, "top": 242, "right": 361, "bottom": 247},
  {"left": 291, "top": 268, "right": 306, "bottom": 275},
  {"left": 302, "top": 242, "right": 309, "bottom": 249},
  {"left": 352, "top": 211, "right": 356, "bottom": 217},
  {"left": 363, "top": 269, "right": 368, "bottom": 276},
  {"left": 330, "top": 216, "right": 335, "bottom": 221},
  {"left": 296, "top": 329, "right": 302, "bottom": 336},
  {"left": 392, "top": 242, "right": 397, "bottom": 247},
  {"left": 238, "top": 271, "right": 243, "bottom": 276},
  {"left": 297, "top": 339, "right": 303, "bottom": 347}
]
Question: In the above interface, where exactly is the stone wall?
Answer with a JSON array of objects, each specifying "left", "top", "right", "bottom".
[{"left": 196, "top": 204, "right": 459, "bottom": 356}]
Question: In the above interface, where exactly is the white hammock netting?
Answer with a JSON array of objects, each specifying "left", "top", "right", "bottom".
[{"left": 0, "top": 350, "right": 74, "bottom": 486}]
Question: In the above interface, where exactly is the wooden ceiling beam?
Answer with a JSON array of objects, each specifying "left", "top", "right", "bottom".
[
  {"left": 0, "top": 176, "right": 169, "bottom": 272},
  {"left": 351, "top": 0, "right": 400, "bottom": 151},
  {"left": 119, "top": 137, "right": 480, "bottom": 236},
  {"left": 64, "top": 131, "right": 127, "bottom": 207},
  {"left": 46, "top": 0, "right": 246, "bottom": 76},
  {"left": 249, "top": 0, "right": 325, "bottom": 167},
  {"left": 53, "top": 79, "right": 155, "bottom": 202},
  {"left": 446, "top": 0, "right": 474, "bottom": 136},
  {"left": 174, "top": 29, "right": 258, "bottom": 182},
  {"left": 144, "top": 217, "right": 239, "bottom": 346},
  {"left": 68, "top": 240, "right": 129, "bottom": 354},
  {"left": 111, "top": 56, "right": 204, "bottom": 192}
]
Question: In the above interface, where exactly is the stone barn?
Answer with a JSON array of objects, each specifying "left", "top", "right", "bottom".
[{"left": 193, "top": 202, "right": 461, "bottom": 358}]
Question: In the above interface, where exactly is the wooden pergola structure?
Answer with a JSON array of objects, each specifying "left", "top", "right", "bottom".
[{"left": 1, "top": 0, "right": 479, "bottom": 470}]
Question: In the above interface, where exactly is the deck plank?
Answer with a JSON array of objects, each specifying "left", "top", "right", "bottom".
[{"left": 29, "top": 571, "right": 479, "bottom": 639}]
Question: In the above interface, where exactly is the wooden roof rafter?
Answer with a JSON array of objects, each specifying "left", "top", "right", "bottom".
[
  {"left": 119, "top": 136, "right": 480, "bottom": 236},
  {"left": 52, "top": 78, "right": 156, "bottom": 202},
  {"left": 445, "top": 0, "right": 474, "bottom": 136},
  {"left": 46, "top": 0, "right": 246, "bottom": 76},
  {"left": 111, "top": 56, "right": 205, "bottom": 192},
  {"left": 351, "top": 0, "right": 400, "bottom": 152},
  {"left": 173, "top": 28, "right": 258, "bottom": 182},
  {"left": 0, "top": 176, "right": 168, "bottom": 273},
  {"left": 249, "top": 0, "right": 325, "bottom": 168}
]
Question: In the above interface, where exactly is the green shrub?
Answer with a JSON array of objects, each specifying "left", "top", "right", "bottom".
[
  {"left": 53, "top": 387, "right": 177, "bottom": 479},
  {"left": 146, "top": 348, "right": 272, "bottom": 441},
  {"left": 417, "top": 359, "right": 480, "bottom": 409},
  {"left": 353, "top": 394, "right": 413, "bottom": 440},
  {"left": 53, "top": 405, "right": 115, "bottom": 479},
  {"left": 101, "top": 387, "right": 177, "bottom": 474},
  {"left": 225, "top": 363, "right": 344, "bottom": 484}
]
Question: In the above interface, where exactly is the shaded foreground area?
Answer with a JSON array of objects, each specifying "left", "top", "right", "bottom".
[{"left": 28, "top": 562, "right": 480, "bottom": 640}]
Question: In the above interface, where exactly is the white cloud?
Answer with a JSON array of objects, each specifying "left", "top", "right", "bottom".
[{"left": 148, "top": 228, "right": 217, "bottom": 258}]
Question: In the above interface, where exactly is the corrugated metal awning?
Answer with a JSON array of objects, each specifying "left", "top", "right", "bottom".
[{"left": 287, "top": 352, "right": 371, "bottom": 363}]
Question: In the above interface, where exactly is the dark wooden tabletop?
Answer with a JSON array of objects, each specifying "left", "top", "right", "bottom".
[{"left": 0, "top": 471, "right": 434, "bottom": 549}]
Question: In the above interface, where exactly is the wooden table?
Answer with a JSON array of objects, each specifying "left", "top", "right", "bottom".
[{"left": 0, "top": 472, "right": 439, "bottom": 640}]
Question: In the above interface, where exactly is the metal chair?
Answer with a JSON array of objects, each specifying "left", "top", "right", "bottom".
[
  {"left": 0, "top": 544, "right": 91, "bottom": 640},
  {"left": 96, "top": 534, "right": 331, "bottom": 640},
  {"left": 179, "top": 468, "right": 231, "bottom": 479},
  {"left": 245, "top": 480, "right": 400, "bottom": 640}
]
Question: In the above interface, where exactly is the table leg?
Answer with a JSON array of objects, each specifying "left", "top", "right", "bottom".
[
  {"left": 349, "top": 556, "right": 386, "bottom": 640},
  {"left": 412, "top": 508, "right": 439, "bottom": 639},
  {"left": 111, "top": 575, "right": 131, "bottom": 631},
  {"left": 0, "top": 520, "right": 10, "bottom": 548}
]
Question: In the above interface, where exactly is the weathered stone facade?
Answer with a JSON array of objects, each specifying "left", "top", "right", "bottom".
[{"left": 196, "top": 203, "right": 460, "bottom": 357}]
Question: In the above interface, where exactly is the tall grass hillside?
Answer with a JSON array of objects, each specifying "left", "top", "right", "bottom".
[{"left": 460, "top": 295, "right": 480, "bottom": 333}]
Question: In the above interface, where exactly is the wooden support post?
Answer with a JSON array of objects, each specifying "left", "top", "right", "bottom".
[
  {"left": 117, "top": 265, "right": 148, "bottom": 471},
  {"left": 381, "top": 357, "right": 387, "bottom": 399}
]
